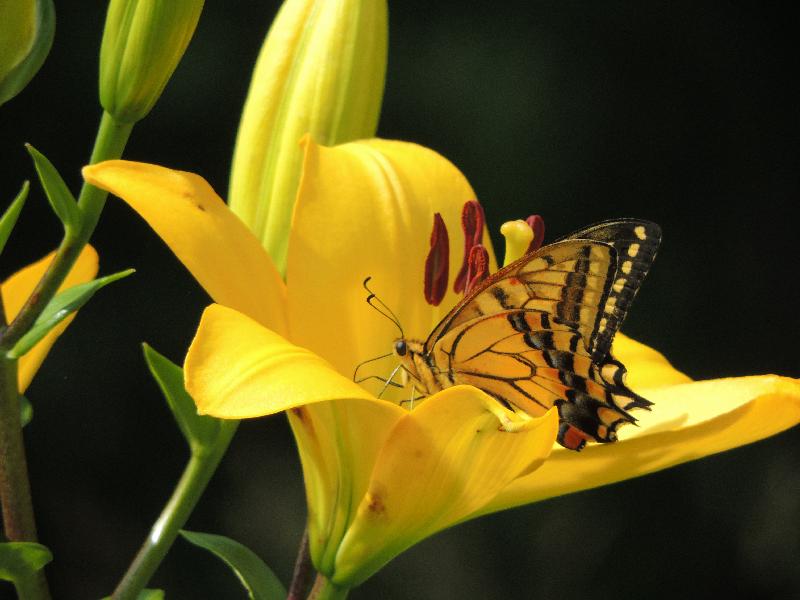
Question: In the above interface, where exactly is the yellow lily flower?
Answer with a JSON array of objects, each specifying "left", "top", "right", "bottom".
[
  {"left": 83, "top": 140, "right": 800, "bottom": 589},
  {"left": 2, "top": 246, "right": 98, "bottom": 391}
]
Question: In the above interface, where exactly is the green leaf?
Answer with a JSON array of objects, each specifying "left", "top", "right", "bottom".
[
  {"left": 100, "top": 589, "right": 164, "bottom": 600},
  {"left": 7, "top": 268, "right": 135, "bottom": 359},
  {"left": 0, "top": 542, "right": 52, "bottom": 596},
  {"left": 143, "top": 344, "right": 221, "bottom": 450},
  {"left": 26, "top": 144, "right": 82, "bottom": 232},
  {"left": 180, "top": 530, "right": 286, "bottom": 600},
  {"left": 19, "top": 395, "right": 33, "bottom": 427},
  {"left": 0, "top": 181, "right": 29, "bottom": 256}
]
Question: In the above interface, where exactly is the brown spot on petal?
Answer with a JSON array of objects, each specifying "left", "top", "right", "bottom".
[
  {"left": 525, "top": 214, "right": 545, "bottom": 253},
  {"left": 454, "top": 201, "right": 486, "bottom": 293},
  {"left": 424, "top": 213, "right": 449, "bottom": 306},
  {"left": 365, "top": 483, "right": 389, "bottom": 519}
]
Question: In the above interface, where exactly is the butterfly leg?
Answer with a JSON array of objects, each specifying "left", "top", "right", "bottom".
[
  {"left": 375, "top": 363, "right": 404, "bottom": 399},
  {"left": 398, "top": 385, "right": 428, "bottom": 410},
  {"left": 354, "top": 374, "right": 403, "bottom": 388}
]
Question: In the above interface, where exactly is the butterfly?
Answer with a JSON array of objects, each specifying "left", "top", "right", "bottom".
[{"left": 390, "top": 218, "right": 661, "bottom": 451}]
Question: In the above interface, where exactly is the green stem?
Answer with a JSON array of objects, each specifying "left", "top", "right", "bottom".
[
  {"left": 0, "top": 111, "right": 133, "bottom": 351},
  {"left": 111, "top": 422, "right": 238, "bottom": 600},
  {"left": 307, "top": 574, "right": 349, "bottom": 600},
  {"left": 0, "top": 110, "right": 132, "bottom": 600},
  {"left": 0, "top": 357, "right": 50, "bottom": 600},
  {"left": 77, "top": 111, "right": 134, "bottom": 233}
]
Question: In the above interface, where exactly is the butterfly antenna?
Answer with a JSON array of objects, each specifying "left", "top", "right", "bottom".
[
  {"left": 352, "top": 352, "right": 394, "bottom": 382},
  {"left": 363, "top": 276, "right": 405, "bottom": 337}
]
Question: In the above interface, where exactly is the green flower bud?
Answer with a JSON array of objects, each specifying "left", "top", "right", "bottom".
[
  {"left": 0, "top": 0, "right": 55, "bottom": 107},
  {"left": 229, "top": 0, "right": 388, "bottom": 276},
  {"left": 99, "top": 0, "right": 204, "bottom": 123}
]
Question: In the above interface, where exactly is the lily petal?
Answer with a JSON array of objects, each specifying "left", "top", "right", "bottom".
[
  {"left": 1, "top": 246, "right": 99, "bottom": 392},
  {"left": 484, "top": 375, "right": 800, "bottom": 513},
  {"left": 331, "top": 388, "right": 559, "bottom": 586},
  {"left": 83, "top": 160, "right": 287, "bottom": 334},
  {"left": 613, "top": 332, "right": 692, "bottom": 390},
  {"left": 185, "top": 303, "right": 378, "bottom": 418},
  {"left": 288, "top": 137, "right": 495, "bottom": 385},
  {"left": 289, "top": 400, "right": 404, "bottom": 577}
]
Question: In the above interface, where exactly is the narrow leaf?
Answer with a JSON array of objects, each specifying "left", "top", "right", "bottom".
[
  {"left": 0, "top": 181, "right": 29, "bottom": 256},
  {"left": 143, "top": 344, "right": 221, "bottom": 449},
  {"left": 7, "top": 269, "right": 135, "bottom": 359},
  {"left": 26, "top": 144, "right": 82, "bottom": 232},
  {"left": 180, "top": 530, "right": 286, "bottom": 600},
  {"left": 0, "top": 542, "right": 52, "bottom": 589},
  {"left": 101, "top": 590, "right": 164, "bottom": 600}
]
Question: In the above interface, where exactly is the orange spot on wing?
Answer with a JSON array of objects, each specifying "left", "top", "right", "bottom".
[{"left": 561, "top": 424, "right": 591, "bottom": 451}]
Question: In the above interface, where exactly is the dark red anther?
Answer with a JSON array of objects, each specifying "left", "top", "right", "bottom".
[
  {"left": 424, "top": 212, "right": 449, "bottom": 306},
  {"left": 454, "top": 200, "right": 486, "bottom": 293},
  {"left": 525, "top": 214, "right": 545, "bottom": 253},
  {"left": 464, "top": 244, "right": 489, "bottom": 295}
]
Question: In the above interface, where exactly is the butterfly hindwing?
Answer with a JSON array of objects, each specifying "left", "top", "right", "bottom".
[{"left": 429, "top": 308, "right": 650, "bottom": 444}]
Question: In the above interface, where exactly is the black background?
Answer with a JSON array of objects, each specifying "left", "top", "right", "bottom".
[{"left": 1, "top": 2, "right": 798, "bottom": 598}]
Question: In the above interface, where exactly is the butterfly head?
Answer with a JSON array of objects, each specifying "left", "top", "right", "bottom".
[
  {"left": 391, "top": 337, "right": 427, "bottom": 385},
  {"left": 393, "top": 339, "right": 408, "bottom": 357}
]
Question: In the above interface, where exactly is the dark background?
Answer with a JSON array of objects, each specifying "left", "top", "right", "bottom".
[{"left": 1, "top": 1, "right": 798, "bottom": 598}]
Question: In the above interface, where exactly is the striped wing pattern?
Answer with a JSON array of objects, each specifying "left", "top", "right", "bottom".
[
  {"left": 422, "top": 219, "right": 660, "bottom": 449},
  {"left": 557, "top": 219, "right": 662, "bottom": 362}
]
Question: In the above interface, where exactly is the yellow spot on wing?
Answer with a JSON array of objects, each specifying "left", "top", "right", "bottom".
[
  {"left": 634, "top": 225, "right": 647, "bottom": 240},
  {"left": 628, "top": 243, "right": 640, "bottom": 257}
]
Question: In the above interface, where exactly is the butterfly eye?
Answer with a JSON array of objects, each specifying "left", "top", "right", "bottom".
[{"left": 394, "top": 340, "right": 407, "bottom": 357}]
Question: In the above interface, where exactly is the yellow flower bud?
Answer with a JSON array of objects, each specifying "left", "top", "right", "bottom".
[
  {"left": 99, "top": 0, "right": 204, "bottom": 123},
  {"left": 229, "top": 0, "right": 388, "bottom": 276},
  {"left": 0, "top": 0, "right": 54, "bottom": 106}
]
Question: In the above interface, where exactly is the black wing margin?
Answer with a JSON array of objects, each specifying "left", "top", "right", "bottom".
[{"left": 558, "top": 219, "right": 661, "bottom": 363}]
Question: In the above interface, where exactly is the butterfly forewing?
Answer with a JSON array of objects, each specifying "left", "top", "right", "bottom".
[
  {"left": 558, "top": 219, "right": 661, "bottom": 362},
  {"left": 423, "top": 239, "right": 618, "bottom": 353}
]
